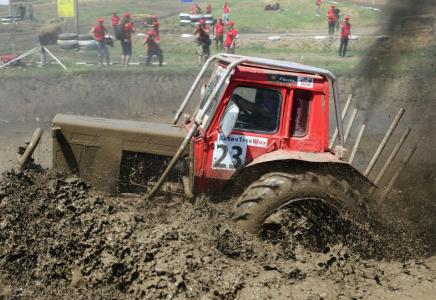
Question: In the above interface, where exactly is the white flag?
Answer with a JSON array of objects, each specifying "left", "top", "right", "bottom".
[{"left": 0, "top": 0, "right": 10, "bottom": 6}]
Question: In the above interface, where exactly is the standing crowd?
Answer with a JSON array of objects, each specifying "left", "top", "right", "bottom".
[
  {"left": 191, "top": 1, "right": 237, "bottom": 66},
  {"left": 87, "top": 0, "right": 353, "bottom": 68},
  {"left": 89, "top": 11, "right": 162, "bottom": 67}
]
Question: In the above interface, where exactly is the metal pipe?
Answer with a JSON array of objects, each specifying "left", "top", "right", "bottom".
[
  {"left": 17, "top": 127, "right": 43, "bottom": 172},
  {"left": 344, "top": 108, "right": 358, "bottom": 144},
  {"left": 374, "top": 127, "right": 411, "bottom": 186},
  {"left": 146, "top": 123, "right": 198, "bottom": 199},
  {"left": 0, "top": 47, "right": 40, "bottom": 69},
  {"left": 348, "top": 125, "right": 365, "bottom": 165},
  {"left": 364, "top": 108, "right": 405, "bottom": 177},
  {"left": 329, "top": 94, "right": 353, "bottom": 149},
  {"left": 377, "top": 145, "right": 417, "bottom": 205},
  {"left": 172, "top": 54, "right": 224, "bottom": 125},
  {"left": 43, "top": 46, "right": 67, "bottom": 70}
]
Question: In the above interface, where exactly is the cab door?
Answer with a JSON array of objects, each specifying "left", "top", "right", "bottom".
[{"left": 195, "top": 84, "right": 286, "bottom": 191}]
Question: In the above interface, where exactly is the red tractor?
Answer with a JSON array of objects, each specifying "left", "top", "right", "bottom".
[{"left": 52, "top": 54, "right": 374, "bottom": 234}]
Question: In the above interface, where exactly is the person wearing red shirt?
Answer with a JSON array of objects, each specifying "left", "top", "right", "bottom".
[
  {"left": 214, "top": 17, "right": 225, "bottom": 52},
  {"left": 191, "top": 5, "right": 195, "bottom": 14},
  {"left": 315, "top": 0, "right": 322, "bottom": 17},
  {"left": 224, "top": 21, "right": 237, "bottom": 54},
  {"left": 222, "top": 1, "right": 230, "bottom": 22},
  {"left": 142, "top": 30, "right": 163, "bottom": 66},
  {"left": 339, "top": 16, "right": 351, "bottom": 57},
  {"left": 89, "top": 17, "right": 110, "bottom": 66},
  {"left": 193, "top": 19, "right": 210, "bottom": 66},
  {"left": 145, "top": 15, "right": 159, "bottom": 38},
  {"left": 206, "top": 2, "right": 211, "bottom": 14},
  {"left": 120, "top": 13, "right": 135, "bottom": 67},
  {"left": 196, "top": 3, "right": 202, "bottom": 13},
  {"left": 111, "top": 11, "right": 120, "bottom": 27},
  {"left": 326, "top": 4, "right": 336, "bottom": 39}
]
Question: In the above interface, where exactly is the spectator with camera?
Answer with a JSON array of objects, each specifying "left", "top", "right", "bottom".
[
  {"left": 142, "top": 31, "right": 163, "bottom": 66},
  {"left": 90, "top": 17, "right": 110, "bottom": 67},
  {"left": 193, "top": 19, "right": 211, "bottom": 67}
]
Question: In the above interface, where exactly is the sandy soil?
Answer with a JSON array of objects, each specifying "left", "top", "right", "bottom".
[{"left": 1, "top": 1, "right": 436, "bottom": 299}]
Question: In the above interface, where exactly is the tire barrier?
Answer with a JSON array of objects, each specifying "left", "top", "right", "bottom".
[
  {"left": 180, "top": 13, "right": 190, "bottom": 20},
  {"left": 180, "top": 19, "right": 191, "bottom": 26},
  {"left": 190, "top": 14, "right": 204, "bottom": 22},
  {"left": 204, "top": 14, "right": 213, "bottom": 21},
  {"left": 375, "top": 35, "right": 389, "bottom": 42},
  {"left": 58, "top": 33, "right": 78, "bottom": 40},
  {"left": 78, "top": 34, "right": 94, "bottom": 41},
  {"left": 57, "top": 34, "right": 79, "bottom": 52}
]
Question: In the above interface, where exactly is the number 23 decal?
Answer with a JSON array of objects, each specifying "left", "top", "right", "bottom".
[{"left": 212, "top": 142, "right": 247, "bottom": 170}]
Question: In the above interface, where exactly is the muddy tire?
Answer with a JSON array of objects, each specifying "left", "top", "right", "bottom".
[{"left": 231, "top": 172, "right": 369, "bottom": 235}]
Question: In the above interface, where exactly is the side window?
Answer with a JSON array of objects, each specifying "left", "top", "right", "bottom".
[
  {"left": 289, "top": 90, "right": 312, "bottom": 137},
  {"left": 226, "top": 86, "right": 282, "bottom": 134}
]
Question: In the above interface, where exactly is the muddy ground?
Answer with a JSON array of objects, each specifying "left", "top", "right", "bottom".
[{"left": 1, "top": 0, "right": 436, "bottom": 299}]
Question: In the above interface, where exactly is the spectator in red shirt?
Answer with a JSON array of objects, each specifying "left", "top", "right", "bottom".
[
  {"left": 326, "top": 4, "right": 336, "bottom": 39},
  {"left": 89, "top": 17, "right": 110, "bottom": 67},
  {"left": 339, "top": 16, "right": 351, "bottom": 57},
  {"left": 145, "top": 15, "right": 159, "bottom": 38},
  {"left": 224, "top": 21, "right": 237, "bottom": 54},
  {"left": 196, "top": 3, "right": 202, "bottom": 13},
  {"left": 214, "top": 17, "right": 225, "bottom": 52},
  {"left": 206, "top": 2, "right": 211, "bottom": 14},
  {"left": 191, "top": 5, "right": 195, "bottom": 14},
  {"left": 120, "top": 13, "right": 135, "bottom": 67},
  {"left": 222, "top": 1, "right": 230, "bottom": 22},
  {"left": 142, "top": 30, "right": 163, "bottom": 66},
  {"left": 193, "top": 19, "right": 210, "bottom": 66},
  {"left": 111, "top": 11, "right": 120, "bottom": 27},
  {"left": 315, "top": 0, "right": 322, "bottom": 17}
]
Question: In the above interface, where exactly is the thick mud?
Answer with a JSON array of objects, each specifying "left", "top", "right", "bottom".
[{"left": 1, "top": 168, "right": 435, "bottom": 299}]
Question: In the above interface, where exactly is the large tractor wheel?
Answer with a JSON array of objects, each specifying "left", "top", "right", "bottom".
[{"left": 231, "top": 172, "right": 369, "bottom": 250}]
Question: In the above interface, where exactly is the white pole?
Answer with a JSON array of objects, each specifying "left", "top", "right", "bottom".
[{"left": 9, "top": 0, "right": 12, "bottom": 16}]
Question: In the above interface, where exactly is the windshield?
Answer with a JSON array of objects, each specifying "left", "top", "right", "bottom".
[{"left": 194, "top": 65, "right": 227, "bottom": 131}]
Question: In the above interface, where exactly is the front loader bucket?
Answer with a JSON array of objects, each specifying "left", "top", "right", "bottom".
[{"left": 52, "top": 114, "right": 187, "bottom": 195}]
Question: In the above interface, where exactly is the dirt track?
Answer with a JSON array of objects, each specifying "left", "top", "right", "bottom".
[{"left": 1, "top": 0, "right": 436, "bottom": 299}]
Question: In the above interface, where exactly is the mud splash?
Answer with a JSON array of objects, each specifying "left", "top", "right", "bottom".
[{"left": 1, "top": 168, "right": 435, "bottom": 299}]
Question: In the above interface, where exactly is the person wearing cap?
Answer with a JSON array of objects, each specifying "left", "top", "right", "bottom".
[
  {"left": 206, "top": 2, "right": 212, "bottom": 14},
  {"left": 224, "top": 21, "right": 237, "bottom": 54},
  {"left": 120, "top": 13, "right": 136, "bottom": 67},
  {"left": 339, "top": 16, "right": 351, "bottom": 57},
  {"left": 145, "top": 15, "right": 159, "bottom": 38},
  {"left": 193, "top": 19, "right": 211, "bottom": 67},
  {"left": 111, "top": 11, "right": 120, "bottom": 27},
  {"left": 315, "top": 0, "right": 322, "bottom": 17},
  {"left": 142, "top": 30, "right": 163, "bottom": 66},
  {"left": 222, "top": 1, "right": 230, "bottom": 22},
  {"left": 196, "top": 3, "right": 202, "bottom": 13},
  {"left": 326, "top": 4, "right": 337, "bottom": 39},
  {"left": 214, "top": 17, "right": 225, "bottom": 52},
  {"left": 90, "top": 18, "right": 110, "bottom": 67}
]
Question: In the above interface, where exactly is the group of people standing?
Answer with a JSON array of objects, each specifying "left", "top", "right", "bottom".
[
  {"left": 89, "top": 11, "right": 162, "bottom": 67},
  {"left": 316, "top": 1, "right": 352, "bottom": 57},
  {"left": 191, "top": 1, "right": 230, "bottom": 22},
  {"left": 193, "top": 18, "right": 237, "bottom": 66}
]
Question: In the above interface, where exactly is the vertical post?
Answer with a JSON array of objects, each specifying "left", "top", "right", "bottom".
[
  {"left": 9, "top": 0, "right": 12, "bottom": 16},
  {"left": 364, "top": 108, "right": 405, "bottom": 177},
  {"left": 329, "top": 94, "right": 353, "bottom": 149},
  {"left": 40, "top": 47, "right": 46, "bottom": 66},
  {"left": 75, "top": 0, "right": 79, "bottom": 34},
  {"left": 348, "top": 125, "right": 365, "bottom": 165},
  {"left": 344, "top": 108, "right": 358, "bottom": 145},
  {"left": 11, "top": 33, "right": 16, "bottom": 57}
]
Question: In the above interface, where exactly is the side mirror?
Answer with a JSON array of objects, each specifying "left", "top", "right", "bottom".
[
  {"left": 219, "top": 104, "right": 239, "bottom": 138},
  {"left": 200, "top": 84, "right": 207, "bottom": 97}
]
